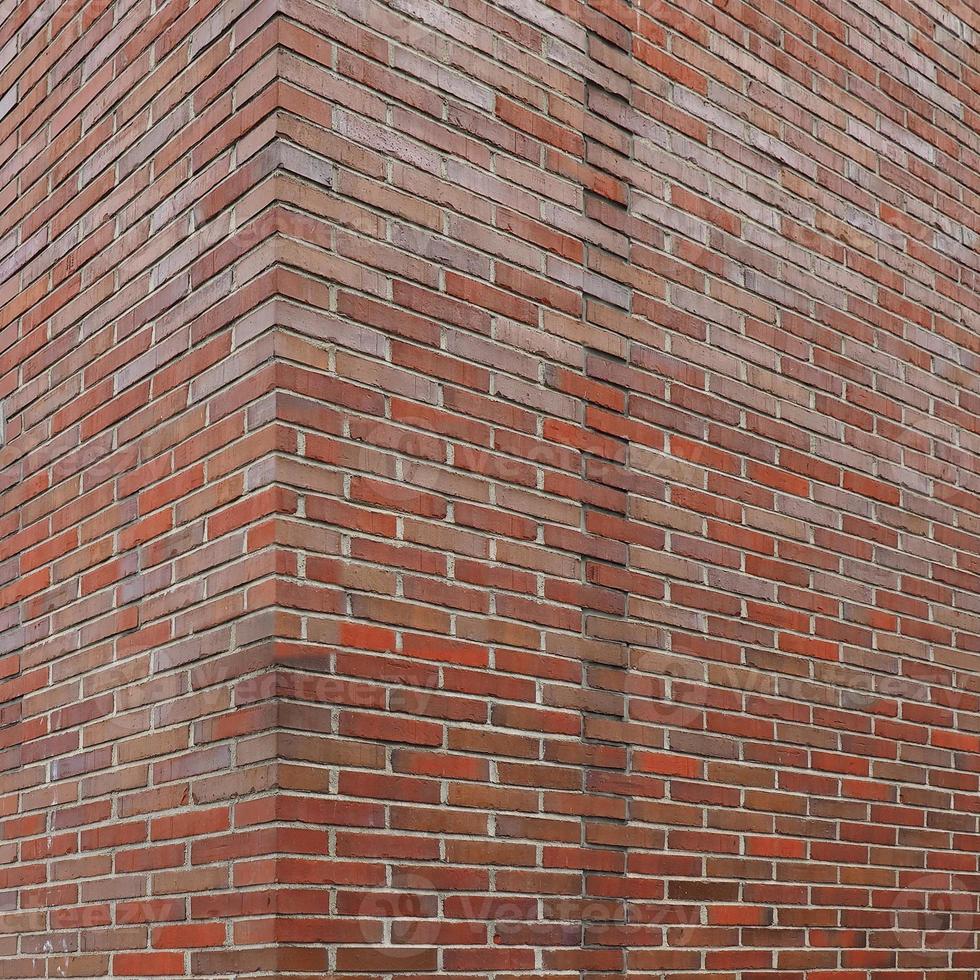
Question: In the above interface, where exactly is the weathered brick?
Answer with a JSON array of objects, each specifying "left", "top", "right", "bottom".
[{"left": 6, "top": 0, "right": 980, "bottom": 976}]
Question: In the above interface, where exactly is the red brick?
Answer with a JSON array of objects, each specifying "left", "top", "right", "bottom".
[
  {"left": 6, "top": 1, "right": 980, "bottom": 978},
  {"left": 112, "top": 953, "right": 185, "bottom": 976}
]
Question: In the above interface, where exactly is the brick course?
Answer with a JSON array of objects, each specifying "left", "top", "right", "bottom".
[{"left": 5, "top": 0, "right": 980, "bottom": 977}]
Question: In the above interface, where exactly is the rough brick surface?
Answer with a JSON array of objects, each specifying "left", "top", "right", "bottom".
[{"left": 5, "top": 0, "right": 980, "bottom": 977}]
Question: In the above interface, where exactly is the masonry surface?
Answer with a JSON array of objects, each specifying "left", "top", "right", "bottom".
[{"left": 3, "top": 0, "right": 980, "bottom": 977}]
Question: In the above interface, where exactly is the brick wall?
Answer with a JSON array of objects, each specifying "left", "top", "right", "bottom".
[
  {"left": 1, "top": 0, "right": 290, "bottom": 975},
  {"left": 5, "top": 0, "right": 980, "bottom": 977}
]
